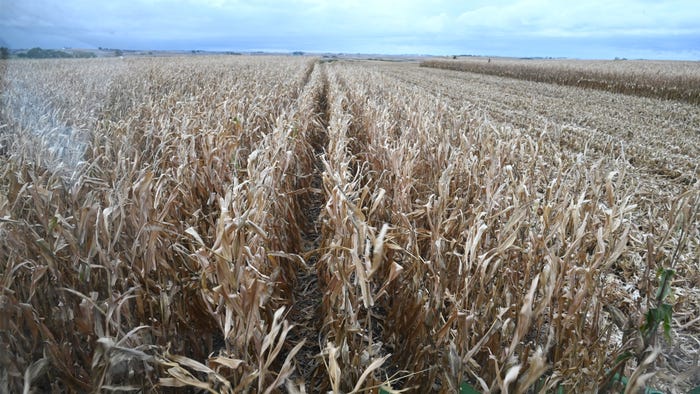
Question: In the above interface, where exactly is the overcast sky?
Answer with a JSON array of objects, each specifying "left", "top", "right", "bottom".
[{"left": 1, "top": 0, "right": 699, "bottom": 59}]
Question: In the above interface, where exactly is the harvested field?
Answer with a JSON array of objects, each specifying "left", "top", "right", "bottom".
[
  {"left": 1, "top": 56, "right": 698, "bottom": 393},
  {"left": 421, "top": 57, "right": 700, "bottom": 105}
]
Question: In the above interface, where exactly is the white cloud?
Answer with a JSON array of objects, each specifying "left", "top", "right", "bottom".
[
  {"left": 0, "top": 0, "right": 698, "bottom": 58},
  {"left": 456, "top": 0, "right": 700, "bottom": 37}
]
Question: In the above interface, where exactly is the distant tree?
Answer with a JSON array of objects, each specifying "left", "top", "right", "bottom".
[
  {"left": 24, "top": 47, "right": 72, "bottom": 59},
  {"left": 73, "top": 51, "right": 96, "bottom": 58},
  {"left": 0, "top": 47, "right": 9, "bottom": 59},
  {"left": 114, "top": 49, "right": 123, "bottom": 57},
  {"left": 26, "top": 47, "right": 44, "bottom": 58}
]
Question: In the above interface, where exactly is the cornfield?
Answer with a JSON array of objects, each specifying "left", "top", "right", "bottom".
[{"left": 0, "top": 56, "right": 698, "bottom": 393}]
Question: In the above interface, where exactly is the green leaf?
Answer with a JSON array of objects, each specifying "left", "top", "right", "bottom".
[
  {"left": 613, "top": 351, "right": 634, "bottom": 365},
  {"left": 642, "top": 302, "right": 673, "bottom": 336},
  {"left": 460, "top": 381, "right": 480, "bottom": 394},
  {"left": 655, "top": 268, "right": 674, "bottom": 300},
  {"left": 660, "top": 303, "right": 673, "bottom": 340}
]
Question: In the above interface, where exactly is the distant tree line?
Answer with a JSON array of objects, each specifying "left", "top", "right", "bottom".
[{"left": 16, "top": 47, "right": 96, "bottom": 59}]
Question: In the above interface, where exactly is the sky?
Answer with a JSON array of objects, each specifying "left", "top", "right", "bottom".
[{"left": 1, "top": 0, "right": 699, "bottom": 60}]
